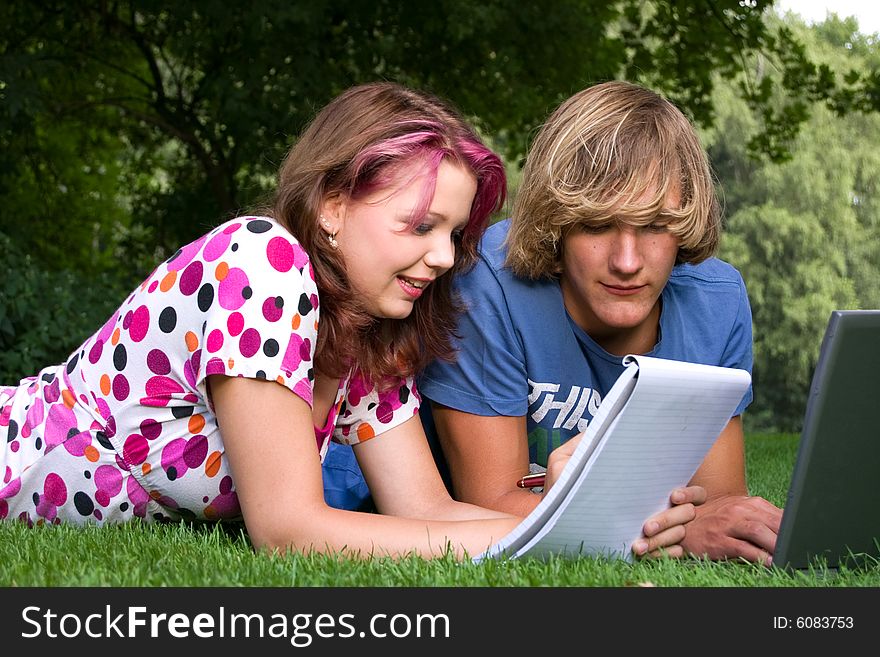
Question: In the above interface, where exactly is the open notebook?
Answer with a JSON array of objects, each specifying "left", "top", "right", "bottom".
[
  {"left": 478, "top": 354, "right": 750, "bottom": 562},
  {"left": 773, "top": 310, "right": 880, "bottom": 570}
]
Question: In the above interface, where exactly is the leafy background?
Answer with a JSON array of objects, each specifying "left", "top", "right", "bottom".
[{"left": 2, "top": 1, "right": 879, "bottom": 432}]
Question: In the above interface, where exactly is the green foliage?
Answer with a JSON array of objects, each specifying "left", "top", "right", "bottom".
[
  {"left": 0, "top": 233, "right": 134, "bottom": 382},
  {"left": 710, "top": 15, "right": 880, "bottom": 431}
]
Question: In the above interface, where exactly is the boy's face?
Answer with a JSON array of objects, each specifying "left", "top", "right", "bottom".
[{"left": 559, "top": 191, "right": 680, "bottom": 356}]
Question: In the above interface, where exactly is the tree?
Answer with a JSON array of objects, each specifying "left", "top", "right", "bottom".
[
  {"left": 3, "top": 0, "right": 872, "bottom": 262},
  {"left": 710, "top": 13, "right": 880, "bottom": 431}
]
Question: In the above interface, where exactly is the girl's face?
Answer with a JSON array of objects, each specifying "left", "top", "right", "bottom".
[{"left": 323, "top": 159, "right": 477, "bottom": 319}]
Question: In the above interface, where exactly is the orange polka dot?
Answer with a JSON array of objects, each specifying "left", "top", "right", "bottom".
[
  {"left": 291, "top": 314, "right": 301, "bottom": 330},
  {"left": 215, "top": 262, "right": 229, "bottom": 281},
  {"left": 142, "top": 463, "right": 152, "bottom": 476},
  {"left": 205, "top": 451, "right": 222, "bottom": 477},
  {"left": 227, "top": 358, "right": 234, "bottom": 370},
  {"left": 276, "top": 375, "right": 285, "bottom": 386},
  {"left": 188, "top": 414, "right": 206, "bottom": 435},
  {"left": 84, "top": 445, "right": 100, "bottom": 462},
  {"left": 185, "top": 331, "right": 199, "bottom": 352},
  {"left": 62, "top": 389, "right": 76, "bottom": 409},
  {"left": 149, "top": 490, "right": 162, "bottom": 500},
  {"left": 204, "top": 506, "right": 218, "bottom": 520},
  {"left": 314, "top": 320, "right": 319, "bottom": 331},
  {"left": 160, "top": 270, "right": 177, "bottom": 292},
  {"left": 111, "top": 327, "right": 121, "bottom": 346},
  {"left": 356, "top": 423, "right": 375, "bottom": 442},
  {"left": 100, "top": 374, "right": 111, "bottom": 396}
]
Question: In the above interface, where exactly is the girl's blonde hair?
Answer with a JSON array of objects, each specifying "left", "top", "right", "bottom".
[{"left": 505, "top": 80, "right": 720, "bottom": 279}]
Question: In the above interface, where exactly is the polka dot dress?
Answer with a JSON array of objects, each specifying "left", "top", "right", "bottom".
[{"left": 0, "top": 217, "right": 420, "bottom": 525}]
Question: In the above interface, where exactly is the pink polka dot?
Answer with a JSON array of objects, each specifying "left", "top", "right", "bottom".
[
  {"left": 205, "top": 357, "right": 226, "bottom": 376},
  {"left": 282, "top": 333, "right": 311, "bottom": 372},
  {"left": 179, "top": 260, "right": 204, "bottom": 296},
  {"left": 167, "top": 234, "right": 208, "bottom": 272},
  {"left": 123, "top": 434, "right": 149, "bottom": 465},
  {"left": 95, "top": 464, "right": 123, "bottom": 497},
  {"left": 227, "top": 312, "right": 244, "bottom": 337},
  {"left": 223, "top": 222, "right": 241, "bottom": 235},
  {"left": 140, "top": 418, "right": 162, "bottom": 440},
  {"left": 184, "top": 355, "right": 199, "bottom": 388},
  {"left": 262, "top": 296, "right": 283, "bottom": 322},
  {"left": 239, "top": 328, "right": 261, "bottom": 358},
  {"left": 144, "top": 375, "right": 185, "bottom": 399},
  {"left": 206, "top": 329, "right": 225, "bottom": 353},
  {"left": 44, "top": 403, "right": 77, "bottom": 449},
  {"left": 266, "top": 236, "right": 294, "bottom": 272},
  {"left": 96, "top": 311, "right": 120, "bottom": 343},
  {"left": 161, "top": 438, "right": 188, "bottom": 478},
  {"left": 62, "top": 432, "right": 91, "bottom": 457},
  {"left": 183, "top": 435, "right": 208, "bottom": 468},
  {"left": 218, "top": 268, "right": 250, "bottom": 311},
  {"left": 112, "top": 374, "right": 130, "bottom": 401},
  {"left": 43, "top": 473, "right": 67, "bottom": 505},
  {"left": 89, "top": 339, "right": 105, "bottom": 364},
  {"left": 44, "top": 377, "right": 60, "bottom": 403},
  {"left": 148, "top": 279, "right": 159, "bottom": 293},
  {"left": 147, "top": 349, "right": 171, "bottom": 375},
  {"left": 0, "top": 478, "right": 21, "bottom": 499},
  {"left": 203, "top": 231, "right": 232, "bottom": 261},
  {"left": 129, "top": 305, "right": 150, "bottom": 342}
]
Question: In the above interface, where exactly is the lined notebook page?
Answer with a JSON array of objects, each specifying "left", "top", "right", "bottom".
[
  {"left": 477, "top": 355, "right": 750, "bottom": 562},
  {"left": 476, "top": 364, "right": 639, "bottom": 561}
]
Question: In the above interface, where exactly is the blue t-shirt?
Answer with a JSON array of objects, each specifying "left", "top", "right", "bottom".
[{"left": 418, "top": 219, "right": 753, "bottom": 468}]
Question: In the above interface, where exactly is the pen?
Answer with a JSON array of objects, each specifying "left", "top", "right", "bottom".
[{"left": 516, "top": 472, "right": 546, "bottom": 489}]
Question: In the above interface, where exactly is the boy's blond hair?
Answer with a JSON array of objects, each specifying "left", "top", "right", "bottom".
[{"left": 505, "top": 80, "right": 720, "bottom": 279}]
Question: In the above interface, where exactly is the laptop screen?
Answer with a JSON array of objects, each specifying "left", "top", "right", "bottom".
[{"left": 773, "top": 310, "right": 880, "bottom": 570}]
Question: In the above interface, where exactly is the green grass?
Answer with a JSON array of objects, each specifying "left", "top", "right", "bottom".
[{"left": 1, "top": 433, "right": 877, "bottom": 587}]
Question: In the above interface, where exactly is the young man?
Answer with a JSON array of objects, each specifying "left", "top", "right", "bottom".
[{"left": 418, "top": 81, "right": 782, "bottom": 564}]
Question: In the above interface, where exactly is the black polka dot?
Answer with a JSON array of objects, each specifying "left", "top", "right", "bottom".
[
  {"left": 263, "top": 339, "right": 279, "bottom": 357},
  {"left": 96, "top": 431, "right": 113, "bottom": 450},
  {"left": 231, "top": 243, "right": 239, "bottom": 251},
  {"left": 34, "top": 437, "right": 42, "bottom": 450},
  {"left": 67, "top": 427, "right": 80, "bottom": 440},
  {"left": 119, "top": 502, "right": 129, "bottom": 512},
  {"left": 84, "top": 470, "right": 92, "bottom": 479},
  {"left": 256, "top": 370, "right": 267, "bottom": 379},
  {"left": 399, "top": 386, "right": 410, "bottom": 404},
  {"left": 159, "top": 306, "right": 177, "bottom": 333},
  {"left": 197, "top": 283, "right": 214, "bottom": 312},
  {"left": 246, "top": 219, "right": 273, "bottom": 233},
  {"left": 66, "top": 353, "right": 79, "bottom": 374},
  {"left": 298, "top": 293, "right": 312, "bottom": 315},
  {"left": 6, "top": 420, "right": 18, "bottom": 442},
  {"left": 172, "top": 405, "right": 194, "bottom": 419},
  {"left": 274, "top": 296, "right": 284, "bottom": 308},
  {"left": 113, "top": 344, "right": 127, "bottom": 371},
  {"left": 167, "top": 466, "right": 178, "bottom": 481},
  {"left": 242, "top": 286, "right": 252, "bottom": 300},
  {"left": 74, "top": 491, "right": 95, "bottom": 516},
  {"left": 41, "top": 372, "right": 56, "bottom": 383}
]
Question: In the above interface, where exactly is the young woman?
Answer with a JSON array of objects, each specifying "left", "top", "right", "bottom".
[
  {"left": 1, "top": 82, "right": 700, "bottom": 559},
  {"left": 419, "top": 81, "right": 782, "bottom": 564}
]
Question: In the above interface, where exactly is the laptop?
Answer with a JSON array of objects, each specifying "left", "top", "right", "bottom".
[{"left": 773, "top": 310, "right": 880, "bottom": 570}]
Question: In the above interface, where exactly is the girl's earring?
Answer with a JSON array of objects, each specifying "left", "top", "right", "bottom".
[{"left": 320, "top": 215, "right": 339, "bottom": 249}]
